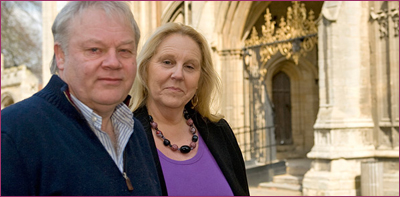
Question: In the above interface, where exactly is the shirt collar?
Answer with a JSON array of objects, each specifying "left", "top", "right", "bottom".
[{"left": 69, "top": 93, "right": 134, "bottom": 131}]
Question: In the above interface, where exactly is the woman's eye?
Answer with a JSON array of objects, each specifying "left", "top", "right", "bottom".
[
  {"left": 163, "top": 60, "right": 172, "bottom": 65},
  {"left": 185, "top": 65, "right": 195, "bottom": 69}
]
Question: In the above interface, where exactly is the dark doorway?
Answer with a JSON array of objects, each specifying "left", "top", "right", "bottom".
[{"left": 272, "top": 71, "right": 293, "bottom": 145}]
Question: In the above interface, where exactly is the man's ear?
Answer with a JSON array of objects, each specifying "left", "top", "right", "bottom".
[{"left": 54, "top": 44, "right": 66, "bottom": 71}]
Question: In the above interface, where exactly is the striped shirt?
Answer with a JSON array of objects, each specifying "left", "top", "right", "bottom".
[{"left": 70, "top": 94, "right": 134, "bottom": 173}]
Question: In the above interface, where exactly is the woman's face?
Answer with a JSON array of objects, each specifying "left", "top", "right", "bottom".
[{"left": 146, "top": 33, "right": 202, "bottom": 110}]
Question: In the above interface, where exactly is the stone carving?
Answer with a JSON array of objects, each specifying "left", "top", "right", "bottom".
[
  {"left": 390, "top": 8, "right": 399, "bottom": 37},
  {"left": 245, "top": 1, "right": 318, "bottom": 65},
  {"left": 371, "top": 7, "right": 399, "bottom": 38}
]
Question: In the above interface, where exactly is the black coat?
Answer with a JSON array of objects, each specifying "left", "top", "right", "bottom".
[{"left": 134, "top": 106, "right": 250, "bottom": 196}]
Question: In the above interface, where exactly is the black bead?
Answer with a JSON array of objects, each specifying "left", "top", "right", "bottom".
[
  {"left": 180, "top": 145, "right": 191, "bottom": 153},
  {"left": 192, "top": 135, "right": 198, "bottom": 142},
  {"left": 183, "top": 110, "right": 190, "bottom": 120},
  {"left": 149, "top": 115, "right": 153, "bottom": 122},
  {"left": 163, "top": 139, "right": 170, "bottom": 146}
]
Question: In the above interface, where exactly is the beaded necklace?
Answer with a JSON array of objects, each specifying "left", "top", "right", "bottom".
[{"left": 149, "top": 110, "right": 198, "bottom": 154}]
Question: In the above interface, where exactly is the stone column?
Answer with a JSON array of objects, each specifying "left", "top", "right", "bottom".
[
  {"left": 217, "top": 50, "right": 245, "bottom": 130},
  {"left": 41, "top": 1, "right": 60, "bottom": 88},
  {"left": 130, "top": 1, "right": 160, "bottom": 49},
  {"left": 303, "top": 2, "right": 374, "bottom": 195},
  {"left": 361, "top": 161, "right": 383, "bottom": 196},
  {"left": 1, "top": 54, "right": 4, "bottom": 74}
]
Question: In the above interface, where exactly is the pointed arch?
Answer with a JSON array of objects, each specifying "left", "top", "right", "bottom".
[
  {"left": 1, "top": 92, "right": 14, "bottom": 109},
  {"left": 161, "top": 1, "right": 184, "bottom": 24}
]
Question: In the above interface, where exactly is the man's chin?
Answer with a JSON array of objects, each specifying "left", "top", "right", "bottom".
[{"left": 95, "top": 97, "right": 125, "bottom": 106}]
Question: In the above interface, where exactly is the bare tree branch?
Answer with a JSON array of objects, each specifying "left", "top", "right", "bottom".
[{"left": 1, "top": 1, "right": 42, "bottom": 81}]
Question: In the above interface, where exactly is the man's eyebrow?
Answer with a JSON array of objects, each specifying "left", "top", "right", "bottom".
[
  {"left": 119, "top": 40, "right": 135, "bottom": 45},
  {"left": 80, "top": 39, "right": 135, "bottom": 46},
  {"left": 81, "top": 39, "right": 104, "bottom": 46}
]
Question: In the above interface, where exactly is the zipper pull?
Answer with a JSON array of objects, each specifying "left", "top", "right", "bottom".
[{"left": 123, "top": 172, "right": 134, "bottom": 191}]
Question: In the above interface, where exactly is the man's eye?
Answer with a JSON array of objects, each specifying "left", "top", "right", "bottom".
[
  {"left": 119, "top": 49, "right": 134, "bottom": 58},
  {"left": 90, "top": 48, "right": 99, "bottom": 53},
  {"left": 84, "top": 47, "right": 103, "bottom": 58}
]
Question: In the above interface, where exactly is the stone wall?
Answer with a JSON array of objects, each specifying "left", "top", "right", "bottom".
[
  {"left": 303, "top": 1, "right": 399, "bottom": 195},
  {"left": 1, "top": 64, "right": 39, "bottom": 109}
]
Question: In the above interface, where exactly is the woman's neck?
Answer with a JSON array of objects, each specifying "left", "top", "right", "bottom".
[{"left": 146, "top": 103, "right": 185, "bottom": 125}]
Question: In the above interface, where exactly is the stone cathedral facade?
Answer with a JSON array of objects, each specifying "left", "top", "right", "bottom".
[{"left": 37, "top": 1, "right": 399, "bottom": 196}]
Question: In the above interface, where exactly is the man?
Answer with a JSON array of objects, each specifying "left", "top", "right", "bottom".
[{"left": 1, "top": 2, "right": 162, "bottom": 195}]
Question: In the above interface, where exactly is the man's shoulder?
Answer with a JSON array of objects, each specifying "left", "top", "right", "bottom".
[
  {"left": 1, "top": 89, "right": 68, "bottom": 133},
  {"left": 1, "top": 95, "right": 41, "bottom": 118},
  {"left": 1, "top": 97, "right": 45, "bottom": 139}
]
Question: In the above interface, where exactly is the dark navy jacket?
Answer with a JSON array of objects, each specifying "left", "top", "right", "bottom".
[{"left": 1, "top": 75, "right": 162, "bottom": 196}]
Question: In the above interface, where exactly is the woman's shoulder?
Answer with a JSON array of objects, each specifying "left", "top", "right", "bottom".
[
  {"left": 133, "top": 105, "right": 147, "bottom": 116},
  {"left": 196, "top": 114, "right": 233, "bottom": 135},
  {"left": 192, "top": 110, "right": 227, "bottom": 126},
  {"left": 133, "top": 106, "right": 151, "bottom": 126},
  {"left": 209, "top": 118, "right": 231, "bottom": 131}
]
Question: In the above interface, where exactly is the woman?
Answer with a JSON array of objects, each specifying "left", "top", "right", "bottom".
[{"left": 130, "top": 23, "right": 249, "bottom": 196}]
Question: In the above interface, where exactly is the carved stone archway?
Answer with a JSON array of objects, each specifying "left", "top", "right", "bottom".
[{"left": 1, "top": 92, "right": 14, "bottom": 109}]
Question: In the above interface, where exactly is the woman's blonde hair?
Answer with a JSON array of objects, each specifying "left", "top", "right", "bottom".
[{"left": 130, "top": 22, "right": 223, "bottom": 122}]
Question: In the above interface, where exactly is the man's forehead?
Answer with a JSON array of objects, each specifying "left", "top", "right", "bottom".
[
  {"left": 67, "top": 8, "right": 135, "bottom": 38},
  {"left": 72, "top": 8, "right": 125, "bottom": 25}
]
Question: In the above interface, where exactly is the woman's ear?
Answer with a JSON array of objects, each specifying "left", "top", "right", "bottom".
[{"left": 54, "top": 44, "right": 66, "bottom": 71}]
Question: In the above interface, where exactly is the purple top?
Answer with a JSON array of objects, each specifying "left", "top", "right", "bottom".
[{"left": 157, "top": 132, "right": 234, "bottom": 196}]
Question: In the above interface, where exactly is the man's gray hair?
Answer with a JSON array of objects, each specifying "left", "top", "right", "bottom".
[{"left": 50, "top": 1, "right": 140, "bottom": 74}]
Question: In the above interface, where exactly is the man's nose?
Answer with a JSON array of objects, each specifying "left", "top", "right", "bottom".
[{"left": 102, "top": 50, "right": 121, "bottom": 69}]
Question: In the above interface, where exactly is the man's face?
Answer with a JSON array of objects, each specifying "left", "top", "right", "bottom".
[{"left": 56, "top": 8, "right": 137, "bottom": 113}]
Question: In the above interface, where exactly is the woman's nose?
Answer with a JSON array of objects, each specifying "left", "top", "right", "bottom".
[{"left": 171, "top": 65, "right": 184, "bottom": 80}]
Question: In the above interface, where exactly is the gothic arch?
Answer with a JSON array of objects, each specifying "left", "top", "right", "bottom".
[
  {"left": 262, "top": 55, "right": 319, "bottom": 158},
  {"left": 1, "top": 92, "right": 14, "bottom": 109},
  {"left": 161, "top": 1, "right": 184, "bottom": 24},
  {"left": 214, "top": 1, "right": 253, "bottom": 49},
  {"left": 242, "top": 2, "right": 271, "bottom": 40},
  {"left": 264, "top": 55, "right": 318, "bottom": 96}
]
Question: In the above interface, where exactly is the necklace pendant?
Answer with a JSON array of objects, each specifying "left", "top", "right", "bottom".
[{"left": 180, "top": 145, "right": 191, "bottom": 154}]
